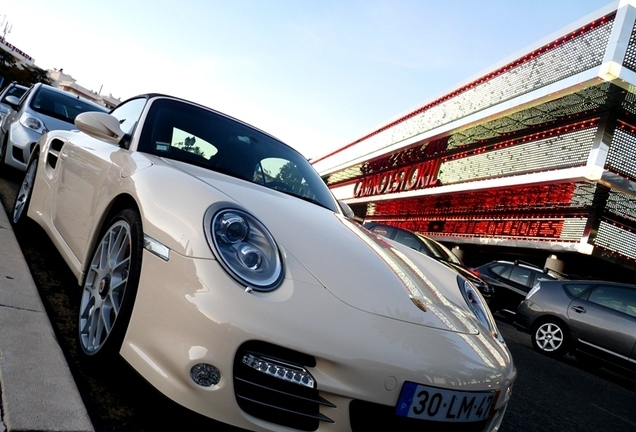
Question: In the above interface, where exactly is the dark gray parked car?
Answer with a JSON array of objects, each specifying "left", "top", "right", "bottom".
[
  {"left": 472, "top": 260, "right": 564, "bottom": 318},
  {"left": 515, "top": 280, "right": 636, "bottom": 373}
]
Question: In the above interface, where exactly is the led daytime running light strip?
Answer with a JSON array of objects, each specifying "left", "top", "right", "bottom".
[{"left": 242, "top": 353, "right": 315, "bottom": 388}]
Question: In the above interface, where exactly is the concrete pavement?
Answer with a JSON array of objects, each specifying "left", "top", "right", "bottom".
[{"left": 0, "top": 203, "right": 93, "bottom": 431}]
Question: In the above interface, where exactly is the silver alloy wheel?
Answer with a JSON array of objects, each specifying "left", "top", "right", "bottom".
[
  {"left": 79, "top": 220, "right": 132, "bottom": 355},
  {"left": 534, "top": 322, "right": 564, "bottom": 352},
  {"left": 12, "top": 158, "right": 37, "bottom": 224}
]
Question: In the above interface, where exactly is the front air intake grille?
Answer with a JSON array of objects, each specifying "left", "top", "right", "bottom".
[
  {"left": 349, "top": 400, "right": 488, "bottom": 432},
  {"left": 233, "top": 341, "right": 335, "bottom": 431},
  {"left": 12, "top": 145, "right": 25, "bottom": 163}
]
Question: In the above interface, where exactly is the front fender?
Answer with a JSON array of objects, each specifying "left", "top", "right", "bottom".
[{"left": 113, "top": 163, "right": 233, "bottom": 259}]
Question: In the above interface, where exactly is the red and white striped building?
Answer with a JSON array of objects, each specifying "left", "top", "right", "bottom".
[{"left": 314, "top": 1, "right": 636, "bottom": 276}]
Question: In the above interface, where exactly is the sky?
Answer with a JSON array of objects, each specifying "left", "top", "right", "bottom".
[{"left": 0, "top": 0, "right": 615, "bottom": 158}]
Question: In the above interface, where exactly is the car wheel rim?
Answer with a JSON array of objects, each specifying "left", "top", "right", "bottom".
[
  {"left": 12, "top": 160, "right": 37, "bottom": 223},
  {"left": 535, "top": 322, "right": 564, "bottom": 352},
  {"left": 79, "top": 220, "right": 131, "bottom": 354}
]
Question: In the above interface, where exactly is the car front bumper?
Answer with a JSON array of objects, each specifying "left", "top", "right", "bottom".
[
  {"left": 3, "top": 121, "right": 42, "bottom": 171},
  {"left": 120, "top": 247, "right": 517, "bottom": 432},
  {"left": 513, "top": 300, "right": 544, "bottom": 332}
]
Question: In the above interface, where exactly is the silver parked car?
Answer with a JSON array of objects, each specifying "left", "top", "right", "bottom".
[
  {"left": 0, "top": 82, "right": 106, "bottom": 171},
  {"left": 515, "top": 280, "right": 636, "bottom": 372}
]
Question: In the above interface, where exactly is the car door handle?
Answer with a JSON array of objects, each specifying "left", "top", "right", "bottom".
[{"left": 571, "top": 306, "right": 586, "bottom": 313}]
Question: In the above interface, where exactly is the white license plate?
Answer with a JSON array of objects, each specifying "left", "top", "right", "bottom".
[{"left": 395, "top": 381, "right": 498, "bottom": 422}]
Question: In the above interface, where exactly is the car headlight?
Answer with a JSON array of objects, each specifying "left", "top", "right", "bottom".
[
  {"left": 204, "top": 205, "right": 283, "bottom": 291},
  {"left": 457, "top": 275, "right": 502, "bottom": 341},
  {"left": 19, "top": 112, "right": 48, "bottom": 134}
]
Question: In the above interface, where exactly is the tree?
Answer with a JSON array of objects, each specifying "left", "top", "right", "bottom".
[
  {"left": 0, "top": 49, "right": 17, "bottom": 69},
  {"left": 174, "top": 135, "right": 205, "bottom": 157},
  {"left": 0, "top": 50, "right": 52, "bottom": 88},
  {"left": 275, "top": 161, "right": 310, "bottom": 196},
  {"left": 21, "top": 64, "right": 52, "bottom": 86}
]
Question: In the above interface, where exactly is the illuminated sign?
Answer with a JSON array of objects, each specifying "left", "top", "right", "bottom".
[
  {"left": 595, "top": 221, "right": 636, "bottom": 261},
  {"left": 0, "top": 37, "right": 34, "bottom": 63},
  {"left": 397, "top": 219, "right": 569, "bottom": 239},
  {"left": 364, "top": 183, "right": 595, "bottom": 241},
  {"left": 312, "top": 13, "right": 613, "bottom": 173},
  {"left": 352, "top": 121, "right": 598, "bottom": 199},
  {"left": 315, "top": 2, "right": 636, "bottom": 268},
  {"left": 353, "top": 159, "right": 440, "bottom": 198}
]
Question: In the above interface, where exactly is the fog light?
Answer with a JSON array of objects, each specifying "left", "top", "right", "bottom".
[
  {"left": 190, "top": 363, "right": 221, "bottom": 387},
  {"left": 242, "top": 353, "right": 315, "bottom": 388}
]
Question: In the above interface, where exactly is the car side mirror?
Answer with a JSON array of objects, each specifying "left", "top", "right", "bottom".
[
  {"left": 4, "top": 95, "right": 20, "bottom": 109},
  {"left": 338, "top": 201, "right": 355, "bottom": 219},
  {"left": 75, "top": 111, "right": 126, "bottom": 145}
]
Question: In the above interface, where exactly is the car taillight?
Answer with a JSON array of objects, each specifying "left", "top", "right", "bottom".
[
  {"left": 470, "top": 268, "right": 480, "bottom": 277},
  {"left": 526, "top": 283, "right": 541, "bottom": 299}
]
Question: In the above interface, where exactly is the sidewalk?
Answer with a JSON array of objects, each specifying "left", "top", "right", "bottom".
[{"left": 0, "top": 204, "right": 94, "bottom": 431}]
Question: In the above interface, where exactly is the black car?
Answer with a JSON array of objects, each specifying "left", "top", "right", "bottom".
[
  {"left": 472, "top": 260, "right": 564, "bottom": 318},
  {"left": 515, "top": 279, "right": 636, "bottom": 372},
  {"left": 364, "top": 222, "right": 494, "bottom": 302}
]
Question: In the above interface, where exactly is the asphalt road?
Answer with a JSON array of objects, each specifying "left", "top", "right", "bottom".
[
  {"left": 1, "top": 166, "right": 635, "bottom": 432},
  {"left": 496, "top": 320, "right": 636, "bottom": 432}
]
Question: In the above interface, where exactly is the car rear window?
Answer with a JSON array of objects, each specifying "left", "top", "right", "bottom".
[
  {"left": 509, "top": 267, "right": 533, "bottom": 286},
  {"left": 563, "top": 283, "right": 594, "bottom": 297},
  {"left": 370, "top": 225, "right": 396, "bottom": 238},
  {"left": 419, "top": 236, "right": 461, "bottom": 264},
  {"left": 490, "top": 264, "right": 512, "bottom": 278},
  {"left": 393, "top": 230, "right": 423, "bottom": 251},
  {"left": 534, "top": 273, "right": 557, "bottom": 284}
]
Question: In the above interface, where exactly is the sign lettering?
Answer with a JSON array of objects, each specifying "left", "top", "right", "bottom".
[{"left": 354, "top": 159, "right": 440, "bottom": 198}]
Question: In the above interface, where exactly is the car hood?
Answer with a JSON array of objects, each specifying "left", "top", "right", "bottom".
[
  {"left": 186, "top": 168, "right": 483, "bottom": 336},
  {"left": 29, "top": 110, "right": 76, "bottom": 133}
]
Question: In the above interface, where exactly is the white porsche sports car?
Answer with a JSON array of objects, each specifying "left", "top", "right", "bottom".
[{"left": 12, "top": 94, "right": 516, "bottom": 431}]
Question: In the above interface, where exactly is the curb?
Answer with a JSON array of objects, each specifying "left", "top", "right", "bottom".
[{"left": 0, "top": 203, "right": 94, "bottom": 431}]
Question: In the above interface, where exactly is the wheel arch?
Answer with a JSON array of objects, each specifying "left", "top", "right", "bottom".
[
  {"left": 23, "top": 140, "right": 41, "bottom": 167},
  {"left": 79, "top": 193, "right": 142, "bottom": 286},
  {"left": 531, "top": 314, "right": 571, "bottom": 334}
]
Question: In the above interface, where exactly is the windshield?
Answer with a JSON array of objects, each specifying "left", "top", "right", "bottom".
[
  {"left": 30, "top": 86, "right": 106, "bottom": 124},
  {"left": 138, "top": 98, "right": 338, "bottom": 212}
]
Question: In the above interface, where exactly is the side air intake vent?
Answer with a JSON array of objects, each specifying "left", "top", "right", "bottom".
[{"left": 233, "top": 341, "right": 335, "bottom": 431}]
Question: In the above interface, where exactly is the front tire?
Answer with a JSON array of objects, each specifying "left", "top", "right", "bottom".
[
  {"left": 78, "top": 208, "right": 143, "bottom": 360},
  {"left": 531, "top": 318, "right": 570, "bottom": 358},
  {"left": 12, "top": 156, "right": 38, "bottom": 226}
]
